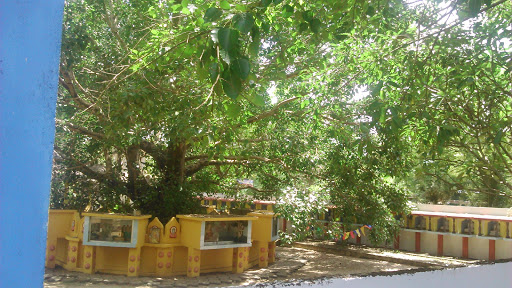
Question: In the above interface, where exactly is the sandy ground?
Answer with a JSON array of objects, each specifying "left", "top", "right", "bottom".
[{"left": 43, "top": 244, "right": 473, "bottom": 288}]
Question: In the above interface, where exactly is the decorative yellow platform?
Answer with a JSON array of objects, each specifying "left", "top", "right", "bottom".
[{"left": 46, "top": 210, "right": 279, "bottom": 277}]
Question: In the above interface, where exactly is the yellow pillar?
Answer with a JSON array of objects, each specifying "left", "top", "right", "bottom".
[
  {"left": 268, "top": 241, "right": 276, "bottom": 263},
  {"left": 257, "top": 241, "right": 268, "bottom": 268},
  {"left": 127, "top": 247, "right": 141, "bottom": 277},
  {"left": 156, "top": 248, "right": 173, "bottom": 276},
  {"left": 243, "top": 247, "right": 249, "bottom": 269},
  {"left": 187, "top": 247, "right": 201, "bottom": 277},
  {"left": 82, "top": 246, "right": 95, "bottom": 274},
  {"left": 233, "top": 247, "right": 247, "bottom": 273},
  {"left": 45, "top": 239, "right": 57, "bottom": 268},
  {"left": 67, "top": 240, "right": 79, "bottom": 270}
]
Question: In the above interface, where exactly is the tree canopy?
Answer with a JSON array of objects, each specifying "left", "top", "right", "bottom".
[{"left": 52, "top": 0, "right": 512, "bottom": 242}]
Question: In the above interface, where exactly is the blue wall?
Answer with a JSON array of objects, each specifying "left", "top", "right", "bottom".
[{"left": 0, "top": 1, "right": 64, "bottom": 287}]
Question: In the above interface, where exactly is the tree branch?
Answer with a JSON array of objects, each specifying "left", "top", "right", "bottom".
[
  {"left": 247, "top": 97, "right": 299, "bottom": 124},
  {"left": 54, "top": 146, "right": 122, "bottom": 188},
  {"left": 139, "top": 140, "right": 168, "bottom": 171},
  {"left": 56, "top": 119, "right": 105, "bottom": 140}
]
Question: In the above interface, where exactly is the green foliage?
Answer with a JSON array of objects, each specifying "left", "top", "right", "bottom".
[{"left": 53, "top": 0, "right": 512, "bottom": 243}]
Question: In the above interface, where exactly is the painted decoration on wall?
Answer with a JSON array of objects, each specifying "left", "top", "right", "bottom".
[
  {"left": 169, "top": 226, "right": 177, "bottom": 238},
  {"left": 149, "top": 226, "right": 161, "bottom": 243}
]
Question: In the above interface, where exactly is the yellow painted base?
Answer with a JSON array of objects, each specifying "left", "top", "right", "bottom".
[
  {"left": 82, "top": 246, "right": 95, "bottom": 274},
  {"left": 46, "top": 210, "right": 276, "bottom": 279},
  {"left": 268, "top": 241, "right": 276, "bottom": 263},
  {"left": 187, "top": 247, "right": 201, "bottom": 277},
  {"left": 257, "top": 241, "right": 268, "bottom": 268},
  {"left": 155, "top": 247, "right": 174, "bottom": 276}
]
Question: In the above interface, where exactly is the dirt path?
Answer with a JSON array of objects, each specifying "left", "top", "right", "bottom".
[{"left": 44, "top": 244, "right": 479, "bottom": 288}]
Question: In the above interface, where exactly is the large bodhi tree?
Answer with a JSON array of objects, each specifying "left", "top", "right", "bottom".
[
  {"left": 54, "top": 0, "right": 414, "bottom": 225},
  {"left": 53, "top": 0, "right": 410, "bottom": 219}
]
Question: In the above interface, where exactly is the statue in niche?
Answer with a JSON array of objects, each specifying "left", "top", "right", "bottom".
[
  {"left": 169, "top": 226, "right": 177, "bottom": 238},
  {"left": 488, "top": 221, "right": 500, "bottom": 237},
  {"left": 149, "top": 226, "right": 161, "bottom": 243}
]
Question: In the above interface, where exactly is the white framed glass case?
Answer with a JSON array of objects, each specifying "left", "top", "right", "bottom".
[
  {"left": 271, "top": 216, "right": 280, "bottom": 241},
  {"left": 83, "top": 216, "right": 139, "bottom": 248},
  {"left": 200, "top": 220, "right": 252, "bottom": 250}
]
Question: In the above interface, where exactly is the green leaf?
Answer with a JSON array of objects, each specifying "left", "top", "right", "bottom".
[
  {"left": 148, "top": 7, "right": 157, "bottom": 18},
  {"left": 204, "top": 7, "right": 223, "bottom": 23},
  {"left": 209, "top": 62, "right": 219, "bottom": 82},
  {"left": 387, "top": 81, "right": 400, "bottom": 88},
  {"left": 226, "top": 103, "right": 241, "bottom": 118},
  {"left": 249, "top": 41, "right": 260, "bottom": 57},
  {"left": 273, "top": 0, "right": 284, "bottom": 4},
  {"left": 483, "top": 0, "right": 492, "bottom": 7},
  {"left": 261, "top": 0, "right": 272, "bottom": 8},
  {"left": 197, "top": 65, "right": 209, "bottom": 81},
  {"left": 299, "top": 22, "right": 309, "bottom": 33},
  {"left": 282, "top": 5, "right": 294, "bottom": 18},
  {"left": 181, "top": 7, "right": 191, "bottom": 15},
  {"left": 371, "top": 81, "right": 384, "bottom": 96},
  {"left": 247, "top": 93, "right": 265, "bottom": 106},
  {"left": 232, "top": 58, "right": 251, "bottom": 80},
  {"left": 233, "top": 13, "right": 254, "bottom": 34},
  {"left": 493, "top": 130, "right": 503, "bottom": 145},
  {"left": 366, "top": 6, "right": 375, "bottom": 16},
  {"left": 218, "top": 28, "right": 239, "bottom": 52},
  {"left": 250, "top": 25, "right": 260, "bottom": 41},
  {"left": 302, "top": 10, "right": 313, "bottom": 22},
  {"left": 222, "top": 69, "right": 242, "bottom": 100},
  {"left": 220, "top": 0, "right": 231, "bottom": 10},
  {"left": 261, "top": 21, "right": 270, "bottom": 33},
  {"left": 468, "top": 0, "right": 482, "bottom": 16},
  {"left": 310, "top": 19, "right": 321, "bottom": 33},
  {"left": 235, "top": 4, "right": 247, "bottom": 11}
]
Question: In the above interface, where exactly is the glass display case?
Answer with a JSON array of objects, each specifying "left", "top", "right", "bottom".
[
  {"left": 83, "top": 214, "right": 146, "bottom": 248},
  {"left": 88, "top": 218, "right": 132, "bottom": 242},
  {"left": 461, "top": 219, "right": 475, "bottom": 235},
  {"left": 488, "top": 221, "right": 500, "bottom": 237},
  {"left": 178, "top": 214, "right": 256, "bottom": 250},
  {"left": 271, "top": 216, "right": 280, "bottom": 241},
  {"left": 437, "top": 218, "right": 450, "bottom": 232},
  {"left": 203, "top": 220, "right": 249, "bottom": 247},
  {"left": 414, "top": 216, "right": 427, "bottom": 230}
]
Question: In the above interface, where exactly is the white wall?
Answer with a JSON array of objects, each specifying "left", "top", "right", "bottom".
[
  {"left": 399, "top": 231, "right": 416, "bottom": 252},
  {"left": 417, "top": 204, "right": 510, "bottom": 216},
  {"left": 443, "top": 234, "right": 462, "bottom": 258},
  {"left": 267, "top": 262, "right": 512, "bottom": 288},
  {"left": 420, "top": 233, "right": 437, "bottom": 255},
  {"left": 496, "top": 240, "right": 512, "bottom": 260},
  {"left": 469, "top": 237, "right": 489, "bottom": 260}
]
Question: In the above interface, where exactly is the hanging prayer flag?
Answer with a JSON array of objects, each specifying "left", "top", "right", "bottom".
[{"left": 327, "top": 225, "right": 373, "bottom": 242}]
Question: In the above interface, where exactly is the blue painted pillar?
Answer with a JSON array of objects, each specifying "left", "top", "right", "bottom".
[{"left": 0, "top": 1, "right": 64, "bottom": 287}]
